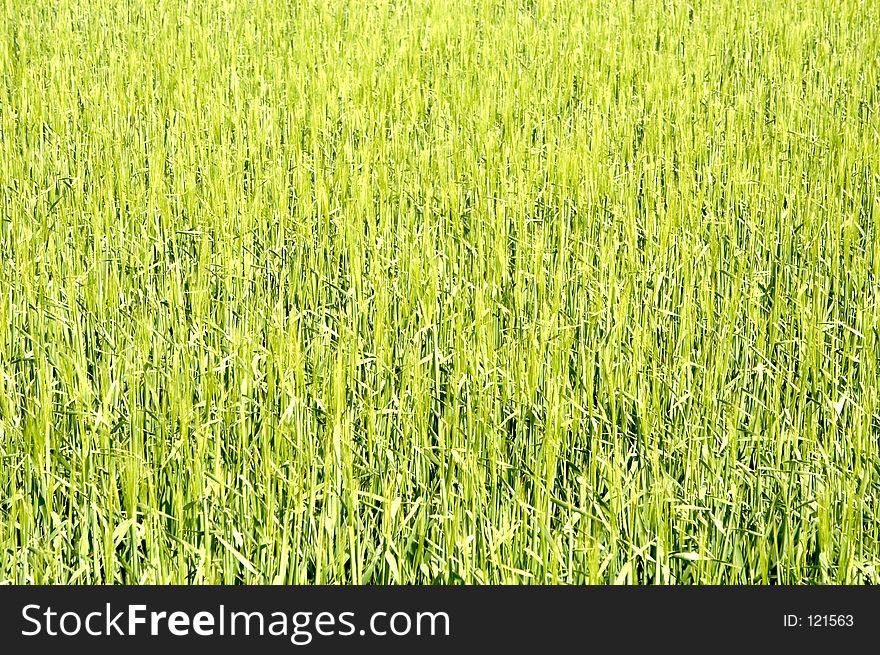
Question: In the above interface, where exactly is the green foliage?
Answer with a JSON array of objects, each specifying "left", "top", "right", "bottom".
[{"left": 1, "top": 0, "right": 879, "bottom": 583}]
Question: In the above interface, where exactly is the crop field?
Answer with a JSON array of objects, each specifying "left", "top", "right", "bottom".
[{"left": 1, "top": 0, "right": 879, "bottom": 584}]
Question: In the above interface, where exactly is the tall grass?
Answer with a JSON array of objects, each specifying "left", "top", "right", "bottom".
[{"left": 1, "top": 0, "right": 879, "bottom": 583}]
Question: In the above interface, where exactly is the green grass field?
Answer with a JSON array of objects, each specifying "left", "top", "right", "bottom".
[{"left": 2, "top": 0, "right": 879, "bottom": 584}]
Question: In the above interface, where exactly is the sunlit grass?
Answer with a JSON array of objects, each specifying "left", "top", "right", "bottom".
[{"left": 1, "top": 0, "right": 879, "bottom": 583}]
